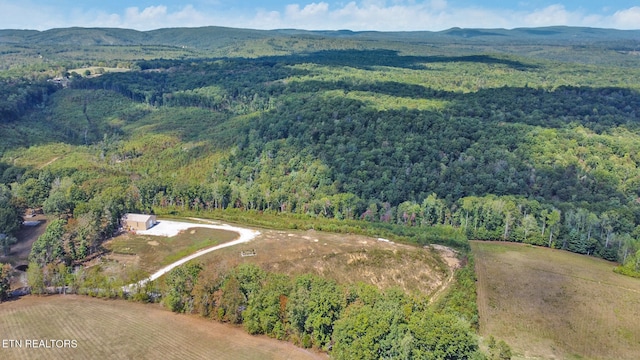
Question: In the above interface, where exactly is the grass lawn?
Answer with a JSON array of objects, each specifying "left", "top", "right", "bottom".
[
  {"left": 103, "top": 225, "right": 238, "bottom": 276},
  {"left": 472, "top": 241, "right": 640, "bottom": 360}
]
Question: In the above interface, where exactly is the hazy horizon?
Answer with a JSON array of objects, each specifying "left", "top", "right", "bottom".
[{"left": 1, "top": 1, "right": 638, "bottom": 32}]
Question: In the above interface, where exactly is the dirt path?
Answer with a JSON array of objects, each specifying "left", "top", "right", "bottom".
[
  {"left": 427, "top": 244, "right": 461, "bottom": 304},
  {"left": 39, "top": 156, "right": 59, "bottom": 169},
  {"left": 126, "top": 220, "right": 260, "bottom": 289}
]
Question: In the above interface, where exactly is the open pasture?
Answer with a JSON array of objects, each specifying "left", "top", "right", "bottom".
[
  {"left": 0, "top": 295, "right": 325, "bottom": 360},
  {"left": 472, "top": 241, "right": 640, "bottom": 360}
]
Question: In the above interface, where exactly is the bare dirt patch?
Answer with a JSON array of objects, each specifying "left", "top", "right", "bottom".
[
  {"left": 196, "top": 228, "right": 454, "bottom": 297},
  {"left": 426, "top": 244, "right": 461, "bottom": 303},
  {"left": 0, "top": 295, "right": 326, "bottom": 360},
  {"left": 473, "top": 241, "right": 640, "bottom": 360}
]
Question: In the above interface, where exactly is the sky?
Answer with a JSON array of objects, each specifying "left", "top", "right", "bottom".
[{"left": 1, "top": 1, "right": 639, "bottom": 32}]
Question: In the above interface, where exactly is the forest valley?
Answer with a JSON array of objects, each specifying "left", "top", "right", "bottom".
[{"left": 1, "top": 26, "right": 640, "bottom": 359}]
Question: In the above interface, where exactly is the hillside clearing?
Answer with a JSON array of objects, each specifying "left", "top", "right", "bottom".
[
  {"left": 193, "top": 226, "right": 456, "bottom": 297},
  {"left": 130, "top": 220, "right": 260, "bottom": 286},
  {"left": 104, "top": 218, "right": 457, "bottom": 297},
  {"left": 472, "top": 241, "right": 640, "bottom": 360},
  {"left": 102, "top": 220, "right": 242, "bottom": 275},
  {"left": 0, "top": 295, "right": 326, "bottom": 360}
]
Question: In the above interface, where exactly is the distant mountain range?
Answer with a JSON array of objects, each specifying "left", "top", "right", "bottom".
[{"left": 1, "top": 26, "right": 639, "bottom": 49}]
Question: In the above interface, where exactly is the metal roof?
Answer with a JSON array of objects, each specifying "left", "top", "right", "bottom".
[{"left": 123, "top": 213, "right": 155, "bottom": 222}]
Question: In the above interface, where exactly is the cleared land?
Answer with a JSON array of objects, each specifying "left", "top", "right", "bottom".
[
  {"left": 0, "top": 295, "right": 326, "bottom": 360},
  {"left": 472, "top": 241, "right": 640, "bottom": 360},
  {"left": 103, "top": 222, "right": 239, "bottom": 275},
  {"left": 195, "top": 227, "right": 456, "bottom": 297},
  {"left": 103, "top": 219, "right": 456, "bottom": 297}
]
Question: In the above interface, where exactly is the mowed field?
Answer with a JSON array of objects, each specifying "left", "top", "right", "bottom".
[
  {"left": 0, "top": 295, "right": 326, "bottom": 360},
  {"left": 472, "top": 241, "right": 640, "bottom": 360}
]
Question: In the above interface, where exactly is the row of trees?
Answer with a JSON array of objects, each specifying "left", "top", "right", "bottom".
[
  {"left": 161, "top": 262, "right": 481, "bottom": 359},
  {"left": 7, "top": 159, "right": 639, "bottom": 267},
  {"left": 0, "top": 184, "right": 23, "bottom": 256},
  {"left": 0, "top": 79, "right": 59, "bottom": 123},
  {"left": 25, "top": 259, "right": 147, "bottom": 299}
]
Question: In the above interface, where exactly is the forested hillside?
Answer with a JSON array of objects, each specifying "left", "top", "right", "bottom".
[{"left": 2, "top": 27, "right": 640, "bottom": 271}]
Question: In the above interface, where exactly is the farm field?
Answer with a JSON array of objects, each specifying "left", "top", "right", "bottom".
[
  {"left": 472, "top": 241, "right": 640, "bottom": 360},
  {"left": 0, "top": 295, "right": 326, "bottom": 360}
]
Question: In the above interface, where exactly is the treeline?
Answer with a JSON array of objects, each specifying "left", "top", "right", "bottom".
[
  {"left": 0, "top": 184, "right": 23, "bottom": 256},
  {"left": 21, "top": 252, "right": 483, "bottom": 358},
  {"left": 160, "top": 262, "right": 481, "bottom": 359},
  {"left": 13, "top": 159, "right": 637, "bottom": 269},
  {"left": 25, "top": 259, "right": 148, "bottom": 299},
  {"left": 0, "top": 79, "right": 59, "bottom": 123}
]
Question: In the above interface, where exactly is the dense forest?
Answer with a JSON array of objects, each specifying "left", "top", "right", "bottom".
[
  {"left": 2, "top": 25, "right": 640, "bottom": 358},
  {"left": 8, "top": 49, "right": 640, "bottom": 262}
]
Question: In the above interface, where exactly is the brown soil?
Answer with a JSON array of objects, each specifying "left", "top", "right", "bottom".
[
  {"left": 196, "top": 228, "right": 456, "bottom": 297},
  {"left": 0, "top": 295, "right": 327, "bottom": 360}
]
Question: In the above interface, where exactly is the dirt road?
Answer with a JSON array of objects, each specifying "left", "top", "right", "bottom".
[{"left": 126, "top": 220, "right": 259, "bottom": 289}]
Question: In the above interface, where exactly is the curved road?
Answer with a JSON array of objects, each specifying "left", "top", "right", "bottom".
[{"left": 126, "top": 220, "right": 260, "bottom": 290}]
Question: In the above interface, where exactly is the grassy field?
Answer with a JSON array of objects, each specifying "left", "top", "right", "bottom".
[
  {"left": 0, "top": 295, "right": 326, "bottom": 360},
  {"left": 103, "top": 226, "right": 238, "bottom": 276},
  {"left": 472, "top": 241, "right": 640, "bottom": 360},
  {"left": 101, "top": 217, "right": 457, "bottom": 298},
  {"left": 68, "top": 66, "right": 131, "bottom": 76},
  {"left": 194, "top": 228, "right": 456, "bottom": 297}
]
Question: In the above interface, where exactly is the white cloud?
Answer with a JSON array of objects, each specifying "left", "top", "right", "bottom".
[
  {"left": 523, "top": 5, "right": 574, "bottom": 26},
  {"left": 128, "top": 6, "right": 168, "bottom": 20},
  {"left": 610, "top": 6, "right": 640, "bottom": 29},
  {"left": 0, "top": 1, "right": 61, "bottom": 30},
  {"left": 285, "top": 2, "right": 330, "bottom": 18},
  {"left": 1, "top": 1, "right": 639, "bottom": 31},
  {"left": 429, "top": 0, "right": 447, "bottom": 12},
  {"left": 255, "top": 2, "right": 640, "bottom": 31},
  {"left": 258, "top": 1, "right": 511, "bottom": 31},
  {"left": 121, "top": 5, "right": 211, "bottom": 29}
]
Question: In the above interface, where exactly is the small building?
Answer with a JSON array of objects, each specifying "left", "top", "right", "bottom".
[{"left": 122, "top": 213, "right": 157, "bottom": 231}]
